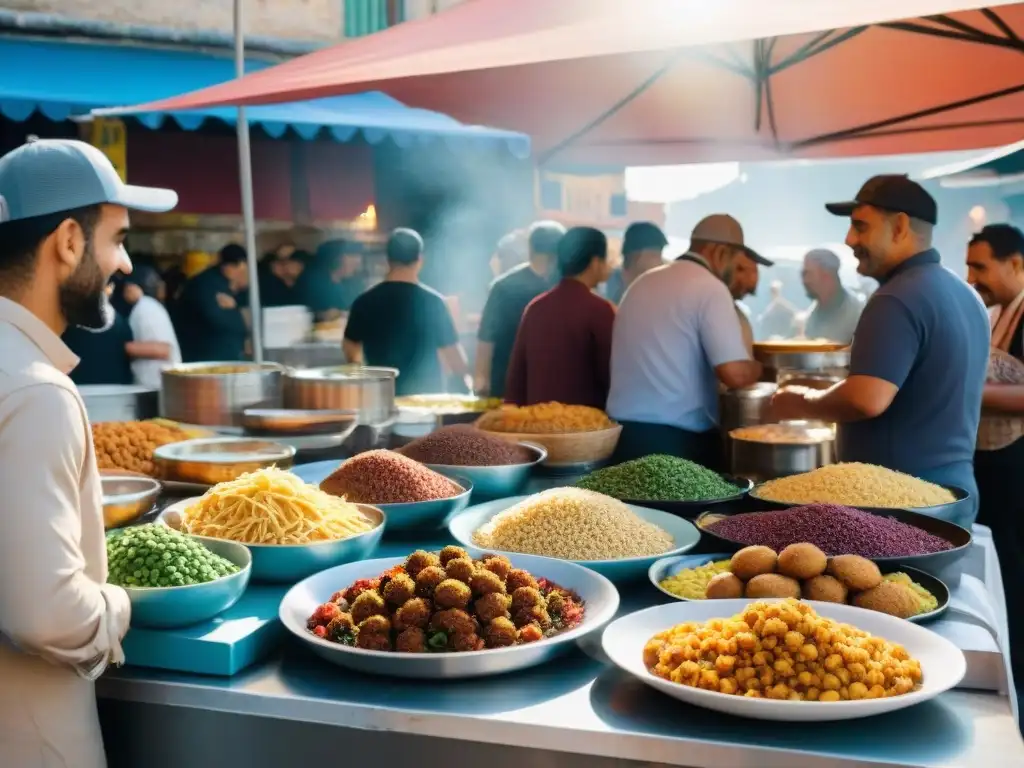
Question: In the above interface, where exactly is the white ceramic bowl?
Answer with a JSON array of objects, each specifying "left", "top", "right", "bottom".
[
  {"left": 601, "top": 598, "right": 966, "bottom": 722},
  {"left": 448, "top": 495, "right": 700, "bottom": 584},
  {"left": 279, "top": 553, "right": 620, "bottom": 679}
]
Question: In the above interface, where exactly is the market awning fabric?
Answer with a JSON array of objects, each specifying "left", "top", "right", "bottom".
[
  {"left": 102, "top": 0, "right": 1024, "bottom": 166},
  {"left": 0, "top": 37, "right": 529, "bottom": 157}
]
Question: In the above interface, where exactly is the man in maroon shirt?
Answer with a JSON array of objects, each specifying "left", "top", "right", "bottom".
[{"left": 505, "top": 227, "right": 615, "bottom": 408}]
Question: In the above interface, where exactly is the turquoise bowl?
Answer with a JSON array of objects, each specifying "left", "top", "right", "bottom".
[
  {"left": 447, "top": 495, "right": 701, "bottom": 584},
  {"left": 158, "top": 502, "right": 386, "bottom": 583},
  {"left": 112, "top": 535, "right": 252, "bottom": 629},
  {"left": 376, "top": 477, "right": 474, "bottom": 533}
]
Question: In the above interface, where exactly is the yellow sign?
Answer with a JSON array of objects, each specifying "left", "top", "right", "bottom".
[{"left": 87, "top": 118, "right": 127, "bottom": 182}]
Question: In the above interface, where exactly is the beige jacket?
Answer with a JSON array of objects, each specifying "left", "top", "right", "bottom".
[{"left": 0, "top": 299, "right": 130, "bottom": 768}]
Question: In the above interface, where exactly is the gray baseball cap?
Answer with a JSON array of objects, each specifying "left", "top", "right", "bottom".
[
  {"left": 690, "top": 213, "right": 771, "bottom": 266},
  {"left": 0, "top": 138, "right": 177, "bottom": 224}
]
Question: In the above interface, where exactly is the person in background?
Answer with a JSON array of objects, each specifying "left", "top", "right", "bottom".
[
  {"left": 504, "top": 227, "right": 615, "bottom": 408},
  {"left": 62, "top": 286, "right": 135, "bottom": 386},
  {"left": 728, "top": 250, "right": 774, "bottom": 353},
  {"left": 488, "top": 228, "right": 528, "bottom": 278},
  {"left": 0, "top": 138, "right": 177, "bottom": 768},
  {"left": 799, "top": 248, "right": 863, "bottom": 342},
  {"left": 344, "top": 228, "right": 469, "bottom": 395},
  {"left": 607, "top": 214, "right": 763, "bottom": 468},
  {"left": 305, "top": 239, "right": 367, "bottom": 320},
  {"left": 259, "top": 242, "right": 304, "bottom": 308},
  {"left": 112, "top": 264, "right": 181, "bottom": 388},
  {"left": 756, "top": 280, "right": 798, "bottom": 339},
  {"left": 474, "top": 222, "right": 563, "bottom": 397},
  {"left": 772, "top": 175, "right": 989, "bottom": 527},
  {"left": 964, "top": 223, "right": 1024, "bottom": 686},
  {"left": 175, "top": 243, "right": 249, "bottom": 362},
  {"left": 605, "top": 221, "right": 668, "bottom": 304}
]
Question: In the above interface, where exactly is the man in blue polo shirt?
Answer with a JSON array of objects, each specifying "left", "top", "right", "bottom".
[{"left": 772, "top": 175, "right": 989, "bottom": 526}]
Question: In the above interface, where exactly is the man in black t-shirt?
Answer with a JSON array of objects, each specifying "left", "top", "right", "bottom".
[
  {"left": 474, "top": 221, "right": 564, "bottom": 397},
  {"left": 343, "top": 228, "right": 469, "bottom": 396},
  {"left": 62, "top": 309, "right": 135, "bottom": 386}
]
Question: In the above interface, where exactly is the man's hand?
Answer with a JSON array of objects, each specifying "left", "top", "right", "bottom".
[
  {"left": 769, "top": 385, "right": 817, "bottom": 421},
  {"left": 216, "top": 292, "right": 237, "bottom": 310}
]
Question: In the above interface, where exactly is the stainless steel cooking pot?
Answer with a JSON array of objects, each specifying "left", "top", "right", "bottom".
[
  {"left": 729, "top": 421, "right": 836, "bottom": 482},
  {"left": 79, "top": 385, "right": 159, "bottom": 423},
  {"left": 160, "top": 362, "right": 284, "bottom": 427}
]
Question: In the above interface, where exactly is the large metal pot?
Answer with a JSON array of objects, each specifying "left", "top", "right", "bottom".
[
  {"left": 160, "top": 362, "right": 284, "bottom": 427},
  {"left": 283, "top": 366, "right": 398, "bottom": 452},
  {"left": 719, "top": 382, "right": 778, "bottom": 434},
  {"left": 79, "top": 385, "right": 159, "bottom": 423},
  {"left": 729, "top": 421, "right": 836, "bottom": 482},
  {"left": 753, "top": 341, "right": 850, "bottom": 383}
]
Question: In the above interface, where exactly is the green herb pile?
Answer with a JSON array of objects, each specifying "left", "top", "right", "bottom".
[
  {"left": 576, "top": 454, "right": 740, "bottom": 502},
  {"left": 107, "top": 524, "right": 240, "bottom": 588}
]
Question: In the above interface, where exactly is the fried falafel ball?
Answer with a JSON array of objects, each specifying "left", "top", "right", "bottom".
[
  {"left": 430, "top": 608, "right": 477, "bottom": 636},
  {"left": 350, "top": 590, "right": 388, "bottom": 624},
  {"left": 545, "top": 591, "right": 566, "bottom": 616},
  {"left": 358, "top": 614, "right": 391, "bottom": 635},
  {"left": 505, "top": 568, "right": 539, "bottom": 593},
  {"left": 484, "top": 616, "right": 517, "bottom": 648},
  {"left": 393, "top": 597, "right": 432, "bottom": 631},
  {"left": 355, "top": 631, "right": 392, "bottom": 651},
  {"left": 415, "top": 565, "right": 447, "bottom": 598},
  {"left": 452, "top": 632, "right": 485, "bottom": 653},
  {"left": 382, "top": 572, "right": 417, "bottom": 606},
  {"left": 481, "top": 554, "right": 513, "bottom": 581},
  {"left": 469, "top": 568, "right": 506, "bottom": 597},
  {"left": 434, "top": 578, "right": 473, "bottom": 610},
  {"left": 395, "top": 627, "right": 427, "bottom": 653},
  {"left": 404, "top": 550, "right": 441, "bottom": 580},
  {"left": 514, "top": 605, "right": 551, "bottom": 630},
  {"left": 511, "top": 586, "right": 543, "bottom": 613},
  {"left": 518, "top": 623, "right": 544, "bottom": 643},
  {"left": 475, "top": 592, "right": 511, "bottom": 624},
  {"left": 439, "top": 545, "right": 470, "bottom": 566},
  {"left": 445, "top": 557, "right": 476, "bottom": 584}
]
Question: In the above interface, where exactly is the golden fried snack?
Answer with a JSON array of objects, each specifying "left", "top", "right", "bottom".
[{"left": 91, "top": 420, "right": 191, "bottom": 476}]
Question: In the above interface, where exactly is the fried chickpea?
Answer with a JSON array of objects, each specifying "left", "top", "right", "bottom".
[
  {"left": 439, "top": 545, "right": 469, "bottom": 566},
  {"left": 849, "top": 682, "right": 869, "bottom": 700},
  {"left": 819, "top": 689, "right": 841, "bottom": 702},
  {"left": 445, "top": 558, "right": 476, "bottom": 584}
]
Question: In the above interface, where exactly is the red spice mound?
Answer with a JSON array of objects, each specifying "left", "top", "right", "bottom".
[
  {"left": 320, "top": 450, "right": 462, "bottom": 505},
  {"left": 398, "top": 424, "right": 535, "bottom": 466}
]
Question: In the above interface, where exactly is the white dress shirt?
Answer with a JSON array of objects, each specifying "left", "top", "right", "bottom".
[{"left": 0, "top": 298, "right": 130, "bottom": 768}]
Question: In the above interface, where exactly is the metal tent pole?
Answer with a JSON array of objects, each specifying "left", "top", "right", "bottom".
[{"left": 234, "top": 0, "right": 263, "bottom": 363}]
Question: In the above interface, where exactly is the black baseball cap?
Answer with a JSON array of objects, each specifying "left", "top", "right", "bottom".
[
  {"left": 622, "top": 221, "right": 668, "bottom": 255},
  {"left": 825, "top": 174, "right": 938, "bottom": 225}
]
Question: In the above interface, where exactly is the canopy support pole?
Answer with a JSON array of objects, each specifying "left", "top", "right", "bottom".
[{"left": 235, "top": 0, "right": 263, "bottom": 363}]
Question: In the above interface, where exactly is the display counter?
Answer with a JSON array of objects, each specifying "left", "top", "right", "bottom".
[{"left": 97, "top": 530, "right": 1023, "bottom": 768}]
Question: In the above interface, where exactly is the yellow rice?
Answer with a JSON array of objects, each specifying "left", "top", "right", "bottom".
[{"left": 756, "top": 462, "right": 955, "bottom": 508}]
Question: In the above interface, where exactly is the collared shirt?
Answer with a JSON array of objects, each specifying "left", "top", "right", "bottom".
[
  {"left": 477, "top": 263, "right": 552, "bottom": 397},
  {"left": 607, "top": 256, "right": 750, "bottom": 432},
  {"left": 504, "top": 278, "right": 615, "bottom": 408},
  {"left": 804, "top": 288, "right": 863, "bottom": 343},
  {"left": 0, "top": 298, "right": 131, "bottom": 768},
  {"left": 838, "top": 250, "right": 990, "bottom": 514}
]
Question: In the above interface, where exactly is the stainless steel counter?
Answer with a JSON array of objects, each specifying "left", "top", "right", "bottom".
[{"left": 97, "top": 477, "right": 1024, "bottom": 768}]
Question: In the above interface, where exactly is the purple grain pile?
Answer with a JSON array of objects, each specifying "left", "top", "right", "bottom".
[
  {"left": 320, "top": 450, "right": 462, "bottom": 505},
  {"left": 707, "top": 503, "right": 954, "bottom": 558},
  {"left": 398, "top": 424, "right": 535, "bottom": 466}
]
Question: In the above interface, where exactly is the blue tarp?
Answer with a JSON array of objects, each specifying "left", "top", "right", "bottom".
[{"left": 0, "top": 36, "right": 530, "bottom": 157}]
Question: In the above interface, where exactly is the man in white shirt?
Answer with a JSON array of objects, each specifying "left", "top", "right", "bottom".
[
  {"left": 0, "top": 139, "right": 177, "bottom": 767},
  {"left": 116, "top": 264, "right": 182, "bottom": 388},
  {"left": 607, "top": 214, "right": 762, "bottom": 467}
]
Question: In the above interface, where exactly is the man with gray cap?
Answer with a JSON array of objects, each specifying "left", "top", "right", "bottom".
[
  {"left": 772, "top": 175, "right": 989, "bottom": 526},
  {"left": 0, "top": 139, "right": 177, "bottom": 767},
  {"left": 607, "top": 214, "right": 762, "bottom": 466},
  {"left": 800, "top": 247, "right": 863, "bottom": 343}
]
